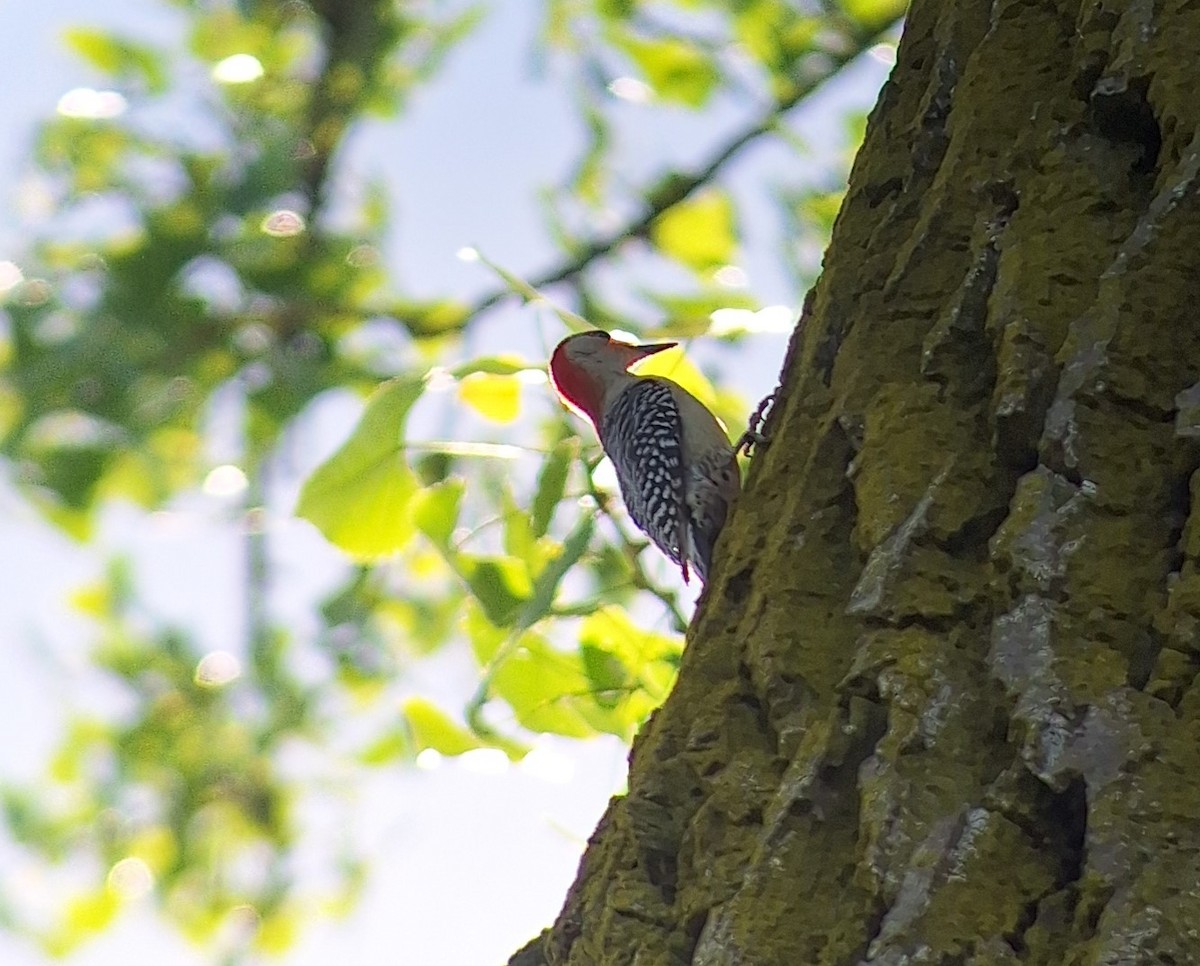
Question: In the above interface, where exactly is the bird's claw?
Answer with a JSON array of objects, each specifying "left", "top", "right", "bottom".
[
  {"left": 736, "top": 429, "right": 768, "bottom": 457},
  {"left": 736, "top": 392, "right": 776, "bottom": 457}
]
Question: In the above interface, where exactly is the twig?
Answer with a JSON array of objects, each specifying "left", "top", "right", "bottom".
[{"left": 458, "top": 21, "right": 894, "bottom": 325}]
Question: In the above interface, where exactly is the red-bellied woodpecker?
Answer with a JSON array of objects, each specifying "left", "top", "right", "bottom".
[{"left": 549, "top": 330, "right": 739, "bottom": 584}]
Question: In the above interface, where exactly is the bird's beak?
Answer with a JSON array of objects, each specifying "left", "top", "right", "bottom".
[{"left": 623, "top": 340, "right": 677, "bottom": 360}]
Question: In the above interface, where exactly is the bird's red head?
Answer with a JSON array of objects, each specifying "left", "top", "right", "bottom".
[{"left": 549, "top": 330, "right": 677, "bottom": 424}]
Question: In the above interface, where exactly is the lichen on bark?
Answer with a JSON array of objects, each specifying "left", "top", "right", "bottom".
[{"left": 511, "top": 1, "right": 1200, "bottom": 963}]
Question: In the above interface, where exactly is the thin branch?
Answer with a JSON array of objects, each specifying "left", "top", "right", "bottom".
[
  {"left": 302, "top": 0, "right": 398, "bottom": 210},
  {"left": 459, "top": 21, "right": 895, "bottom": 324},
  {"left": 244, "top": 448, "right": 272, "bottom": 661}
]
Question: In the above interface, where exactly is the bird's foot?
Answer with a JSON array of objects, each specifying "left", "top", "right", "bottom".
[{"left": 736, "top": 392, "right": 776, "bottom": 457}]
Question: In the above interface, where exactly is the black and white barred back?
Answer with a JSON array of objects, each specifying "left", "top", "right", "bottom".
[{"left": 599, "top": 378, "right": 690, "bottom": 575}]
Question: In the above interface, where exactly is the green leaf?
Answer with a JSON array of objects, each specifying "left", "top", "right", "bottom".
[
  {"left": 460, "top": 556, "right": 532, "bottom": 627},
  {"left": 501, "top": 485, "right": 540, "bottom": 563},
  {"left": 531, "top": 439, "right": 576, "bottom": 537},
  {"left": 391, "top": 298, "right": 471, "bottom": 337},
  {"left": 650, "top": 190, "right": 737, "bottom": 273},
  {"left": 35, "top": 445, "right": 112, "bottom": 510},
  {"left": 465, "top": 601, "right": 506, "bottom": 665},
  {"left": 517, "top": 515, "right": 594, "bottom": 631},
  {"left": 580, "top": 606, "right": 682, "bottom": 678},
  {"left": 413, "top": 479, "right": 464, "bottom": 551},
  {"left": 296, "top": 378, "right": 425, "bottom": 560},
  {"left": 188, "top": 10, "right": 271, "bottom": 63},
  {"left": 64, "top": 29, "right": 168, "bottom": 92},
  {"left": 490, "top": 635, "right": 596, "bottom": 738},
  {"left": 449, "top": 355, "right": 538, "bottom": 378},
  {"left": 47, "top": 888, "right": 120, "bottom": 956},
  {"left": 318, "top": 569, "right": 378, "bottom": 628},
  {"left": 377, "top": 597, "right": 456, "bottom": 656},
  {"left": 566, "top": 607, "right": 684, "bottom": 733},
  {"left": 571, "top": 103, "right": 610, "bottom": 206},
  {"left": 417, "top": 483, "right": 550, "bottom": 629},
  {"left": 619, "top": 35, "right": 720, "bottom": 107},
  {"left": 841, "top": 0, "right": 908, "bottom": 29},
  {"left": 33, "top": 498, "right": 94, "bottom": 541},
  {"left": 646, "top": 290, "right": 759, "bottom": 335},
  {"left": 733, "top": 1, "right": 821, "bottom": 70},
  {"left": 458, "top": 371, "right": 521, "bottom": 423},
  {"left": 580, "top": 644, "right": 629, "bottom": 707},
  {"left": 255, "top": 905, "right": 300, "bottom": 954},
  {"left": 359, "top": 727, "right": 409, "bottom": 765},
  {"left": 403, "top": 697, "right": 483, "bottom": 755},
  {"left": 597, "top": 0, "right": 635, "bottom": 19}
]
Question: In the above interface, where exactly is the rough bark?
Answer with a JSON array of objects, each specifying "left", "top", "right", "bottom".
[{"left": 512, "top": 1, "right": 1200, "bottom": 962}]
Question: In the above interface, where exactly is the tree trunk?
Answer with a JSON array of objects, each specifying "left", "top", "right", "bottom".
[{"left": 513, "top": 1, "right": 1200, "bottom": 962}]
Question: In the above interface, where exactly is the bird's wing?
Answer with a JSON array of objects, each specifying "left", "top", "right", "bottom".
[
  {"left": 684, "top": 451, "right": 738, "bottom": 582},
  {"left": 599, "top": 379, "right": 688, "bottom": 576}
]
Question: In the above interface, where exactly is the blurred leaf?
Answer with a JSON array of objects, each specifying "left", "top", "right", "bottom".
[
  {"left": 646, "top": 290, "right": 759, "bottom": 335},
  {"left": 297, "top": 378, "right": 424, "bottom": 560},
  {"left": 570, "top": 102, "right": 610, "bottom": 206},
  {"left": 580, "top": 607, "right": 682, "bottom": 680},
  {"left": 189, "top": 10, "right": 271, "bottom": 62},
  {"left": 319, "top": 568, "right": 378, "bottom": 628},
  {"left": 413, "top": 478, "right": 464, "bottom": 551},
  {"left": 0, "top": 383, "right": 21, "bottom": 439},
  {"left": 597, "top": 0, "right": 635, "bottom": 18},
  {"left": 842, "top": 0, "right": 909, "bottom": 29},
  {"left": 650, "top": 190, "right": 737, "bottom": 273},
  {"left": 490, "top": 635, "right": 595, "bottom": 738},
  {"left": 466, "top": 516, "right": 596, "bottom": 740},
  {"left": 734, "top": 2, "right": 820, "bottom": 71},
  {"left": 403, "top": 697, "right": 483, "bottom": 755},
  {"left": 359, "top": 727, "right": 409, "bottom": 765},
  {"left": 465, "top": 601, "right": 506, "bottom": 665},
  {"left": 531, "top": 438, "right": 576, "bottom": 537},
  {"left": 53, "top": 889, "right": 119, "bottom": 955},
  {"left": 619, "top": 35, "right": 720, "bottom": 107},
  {"left": 33, "top": 492, "right": 95, "bottom": 541},
  {"left": 449, "top": 355, "right": 538, "bottom": 378},
  {"left": 797, "top": 188, "right": 846, "bottom": 233},
  {"left": 458, "top": 371, "right": 521, "bottom": 423},
  {"left": 518, "top": 514, "right": 594, "bottom": 631},
  {"left": 33, "top": 445, "right": 113, "bottom": 511},
  {"left": 100, "top": 427, "right": 203, "bottom": 508},
  {"left": 414, "top": 449, "right": 454, "bottom": 485},
  {"left": 68, "top": 581, "right": 110, "bottom": 619},
  {"left": 580, "top": 644, "right": 627, "bottom": 703},
  {"left": 392, "top": 298, "right": 471, "bottom": 337},
  {"left": 574, "top": 607, "right": 683, "bottom": 730},
  {"left": 49, "top": 719, "right": 109, "bottom": 782},
  {"left": 734, "top": 1, "right": 790, "bottom": 66},
  {"left": 65, "top": 29, "right": 169, "bottom": 92},
  {"left": 255, "top": 906, "right": 300, "bottom": 954},
  {"left": 128, "top": 825, "right": 177, "bottom": 874},
  {"left": 460, "top": 556, "right": 532, "bottom": 627},
  {"left": 376, "top": 596, "right": 456, "bottom": 656},
  {"left": 501, "top": 485, "right": 540, "bottom": 563}
]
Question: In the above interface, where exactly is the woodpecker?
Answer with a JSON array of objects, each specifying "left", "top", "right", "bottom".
[{"left": 549, "top": 330, "right": 739, "bottom": 584}]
